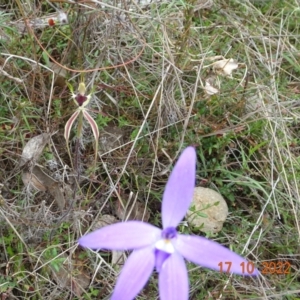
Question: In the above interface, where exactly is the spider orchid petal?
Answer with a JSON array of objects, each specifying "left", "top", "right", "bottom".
[
  {"left": 64, "top": 109, "right": 80, "bottom": 142},
  {"left": 83, "top": 110, "right": 99, "bottom": 141}
]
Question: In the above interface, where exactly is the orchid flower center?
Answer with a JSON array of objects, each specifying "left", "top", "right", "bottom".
[
  {"left": 155, "top": 227, "right": 177, "bottom": 254},
  {"left": 76, "top": 94, "right": 87, "bottom": 106},
  {"left": 161, "top": 227, "right": 177, "bottom": 239}
]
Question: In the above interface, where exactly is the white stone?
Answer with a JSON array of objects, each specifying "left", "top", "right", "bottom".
[{"left": 186, "top": 187, "right": 228, "bottom": 233}]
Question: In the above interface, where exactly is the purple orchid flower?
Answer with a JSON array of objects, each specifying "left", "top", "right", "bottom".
[{"left": 79, "top": 147, "right": 258, "bottom": 300}]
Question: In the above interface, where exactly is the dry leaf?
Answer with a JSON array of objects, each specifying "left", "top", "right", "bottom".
[
  {"left": 92, "top": 214, "right": 118, "bottom": 231},
  {"left": 22, "top": 166, "right": 65, "bottom": 211},
  {"left": 20, "top": 133, "right": 50, "bottom": 167},
  {"left": 48, "top": 184, "right": 65, "bottom": 212},
  {"left": 203, "top": 76, "right": 220, "bottom": 96},
  {"left": 212, "top": 58, "right": 238, "bottom": 76},
  {"left": 21, "top": 170, "right": 47, "bottom": 191},
  {"left": 204, "top": 80, "right": 219, "bottom": 95},
  {"left": 186, "top": 187, "right": 228, "bottom": 233}
]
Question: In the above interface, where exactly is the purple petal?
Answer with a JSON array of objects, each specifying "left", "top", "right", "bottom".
[
  {"left": 155, "top": 249, "right": 170, "bottom": 272},
  {"left": 176, "top": 234, "right": 259, "bottom": 276},
  {"left": 112, "top": 246, "right": 155, "bottom": 300},
  {"left": 159, "top": 252, "right": 189, "bottom": 300},
  {"left": 162, "top": 147, "right": 196, "bottom": 228},
  {"left": 79, "top": 221, "right": 161, "bottom": 250}
]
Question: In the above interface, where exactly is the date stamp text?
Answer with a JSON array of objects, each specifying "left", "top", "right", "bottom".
[{"left": 218, "top": 261, "right": 291, "bottom": 274}]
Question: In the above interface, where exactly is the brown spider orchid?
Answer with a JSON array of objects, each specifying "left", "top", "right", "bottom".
[{"left": 64, "top": 82, "right": 99, "bottom": 161}]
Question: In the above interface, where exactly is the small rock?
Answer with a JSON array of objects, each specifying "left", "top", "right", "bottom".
[
  {"left": 186, "top": 187, "right": 228, "bottom": 233},
  {"left": 92, "top": 214, "right": 118, "bottom": 231}
]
